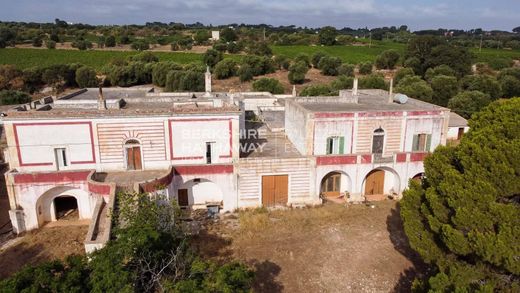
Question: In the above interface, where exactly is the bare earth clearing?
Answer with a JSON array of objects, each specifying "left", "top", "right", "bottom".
[{"left": 195, "top": 200, "right": 425, "bottom": 293}]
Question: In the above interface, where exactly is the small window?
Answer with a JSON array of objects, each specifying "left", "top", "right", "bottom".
[
  {"left": 412, "top": 134, "right": 432, "bottom": 152},
  {"left": 326, "top": 136, "right": 344, "bottom": 155},
  {"left": 54, "top": 148, "right": 68, "bottom": 170},
  {"left": 206, "top": 142, "right": 215, "bottom": 164}
]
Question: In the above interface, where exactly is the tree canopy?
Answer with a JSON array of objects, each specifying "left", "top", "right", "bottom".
[{"left": 400, "top": 98, "right": 520, "bottom": 292}]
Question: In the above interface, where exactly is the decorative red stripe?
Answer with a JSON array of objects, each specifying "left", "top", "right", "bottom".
[
  {"left": 174, "top": 164, "right": 233, "bottom": 175},
  {"left": 361, "top": 155, "right": 372, "bottom": 164},
  {"left": 396, "top": 153, "right": 407, "bottom": 163},
  {"left": 13, "top": 170, "right": 91, "bottom": 184},
  {"left": 408, "top": 111, "right": 441, "bottom": 116},
  {"left": 358, "top": 111, "right": 403, "bottom": 117},
  {"left": 316, "top": 155, "right": 357, "bottom": 165},
  {"left": 410, "top": 152, "right": 428, "bottom": 162}
]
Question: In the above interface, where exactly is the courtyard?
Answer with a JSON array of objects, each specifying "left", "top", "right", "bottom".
[{"left": 194, "top": 200, "right": 425, "bottom": 292}]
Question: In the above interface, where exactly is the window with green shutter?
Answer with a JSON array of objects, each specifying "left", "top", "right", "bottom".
[
  {"left": 325, "top": 136, "right": 344, "bottom": 155},
  {"left": 412, "top": 133, "right": 431, "bottom": 152}
]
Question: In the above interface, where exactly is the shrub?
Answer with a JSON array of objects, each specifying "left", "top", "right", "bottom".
[
  {"left": 318, "top": 56, "right": 342, "bottom": 76},
  {"left": 331, "top": 75, "right": 354, "bottom": 90},
  {"left": 104, "top": 35, "right": 116, "bottom": 47},
  {"left": 247, "top": 41, "right": 272, "bottom": 56},
  {"left": 226, "top": 42, "right": 242, "bottom": 54},
  {"left": 300, "top": 84, "right": 334, "bottom": 96},
  {"left": 214, "top": 59, "right": 238, "bottom": 79},
  {"left": 152, "top": 62, "right": 183, "bottom": 87},
  {"left": 359, "top": 73, "right": 387, "bottom": 90},
  {"left": 318, "top": 26, "right": 337, "bottom": 46},
  {"left": 311, "top": 51, "right": 327, "bottom": 68},
  {"left": 460, "top": 74, "right": 501, "bottom": 100},
  {"left": 395, "top": 75, "right": 433, "bottom": 102},
  {"left": 294, "top": 53, "right": 311, "bottom": 68},
  {"left": 424, "top": 64, "right": 456, "bottom": 81},
  {"left": 274, "top": 55, "right": 290, "bottom": 70},
  {"left": 430, "top": 75, "right": 459, "bottom": 106},
  {"left": 165, "top": 70, "right": 204, "bottom": 92},
  {"left": 497, "top": 67, "right": 520, "bottom": 80},
  {"left": 358, "top": 62, "right": 373, "bottom": 75},
  {"left": 105, "top": 62, "right": 153, "bottom": 87},
  {"left": 252, "top": 78, "right": 284, "bottom": 94},
  {"left": 375, "top": 49, "right": 400, "bottom": 69},
  {"left": 403, "top": 57, "right": 421, "bottom": 75},
  {"left": 72, "top": 40, "right": 92, "bottom": 50},
  {"left": 241, "top": 55, "right": 275, "bottom": 76},
  {"left": 0, "top": 90, "right": 32, "bottom": 105},
  {"left": 394, "top": 67, "right": 414, "bottom": 84},
  {"left": 488, "top": 58, "right": 514, "bottom": 70},
  {"left": 213, "top": 42, "right": 228, "bottom": 52},
  {"left": 338, "top": 64, "right": 355, "bottom": 77},
  {"left": 32, "top": 36, "right": 43, "bottom": 47},
  {"left": 203, "top": 49, "right": 222, "bottom": 68},
  {"left": 288, "top": 61, "right": 309, "bottom": 84},
  {"left": 131, "top": 39, "right": 149, "bottom": 51},
  {"left": 499, "top": 75, "right": 520, "bottom": 98},
  {"left": 75, "top": 66, "right": 99, "bottom": 88},
  {"left": 129, "top": 52, "right": 159, "bottom": 63},
  {"left": 238, "top": 65, "right": 254, "bottom": 82},
  {"left": 45, "top": 40, "right": 56, "bottom": 49}
]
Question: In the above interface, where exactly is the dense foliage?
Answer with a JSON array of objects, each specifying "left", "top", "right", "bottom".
[
  {"left": 400, "top": 98, "right": 520, "bottom": 292},
  {"left": 0, "top": 193, "right": 255, "bottom": 292},
  {"left": 252, "top": 78, "right": 284, "bottom": 94}
]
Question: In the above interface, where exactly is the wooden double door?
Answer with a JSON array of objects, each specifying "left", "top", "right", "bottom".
[
  {"left": 321, "top": 172, "right": 341, "bottom": 198},
  {"left": 126, "top": 146, "right": 142, "bottom": 170},
  {"left": 364, "top": 170, "right": 385, "bottom": 195},
  {"left": 262, "top": 175, "right": 288, "bottom": 207}
]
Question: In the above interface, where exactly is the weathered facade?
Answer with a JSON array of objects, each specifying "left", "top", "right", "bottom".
[{"left": 1, "top": 76, "right": 455, "bottom": 251}]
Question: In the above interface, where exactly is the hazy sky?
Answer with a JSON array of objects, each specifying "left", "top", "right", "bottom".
[{"left": 0, "top": 0, "right": 518, "bottom": 31}]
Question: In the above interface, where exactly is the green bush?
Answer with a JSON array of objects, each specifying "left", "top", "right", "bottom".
[
  {"left": 300, "top": 84, "right": 334, "bottom": 96},
  {"left": 213, "top": 42, "right": 228, "bottom": 52},
  {"left": 252, "top": 78, "right": 284, "bottom": 94},
  {"left": 294, "top": 53, "right": 311, "bottom": 68},
  {"left": 238, "top": 64, "right": 254, "bottom": 82},
  {"left": 45, "top": 40, "right": 56, "bottom": 49},
  {"left": 460, "top": 74, "right": 501, "bottom": 100},
  {"left": 338, "top": 64, "right": 355, "bottom": 77},
  {"left": 359, "top": 73, "right": 387, "bottom": 90},
  {"left": 395, "top": 75, "right": 433, "bottom": 102},
  {"left": 274, "top": 55, "right": 290, "bottom": 70},
  {"left": 214, "top": 59, "right": 238, "bottom": 79},
  {"left": 424, "top": 65, "right": 456, "bottom": 82},
  {"left": 32, "top": 36, "right": 43, "bottom": 47},
  {"left": 241, "top": 55, "right": 275, "bottom": 76},
  {"left": 331, "top": 75, "right": 354, "bottom": 91},
  {"left": 488, "top": 58, "right": 514, "bottom": 70},
  {"left": 165, "top": 69, "right": 204, "bottom": 92},
  {"left": 447, "top": 90, "right": 491, "bottom": 119},
  {"left": 104, "top": 35, "right": 116, "bottom": 47},
  {"left": 72, "top": 39, "right": 92, "bottom": 50},
  {"left": 288, "top": 61, "right": 309, "bottom": 84},
  {"left": 247, "top": 41, "right": 272, "bottom": 56},
  {"left": 375, "top": 49, "right": 400, "bottom": 69},
  {"left": 105, "top": 62, "right": 153, "bottom": 87},
  {"left": 203, "top": 49, "right": 222, "bottom": 68},
  {"left": 394, "top": 67, "right": 414, "bottom": 84},
  {"left": 430, "top": 75, "right": 459, "bottom": 106},
  {"left": 75, "top": 66, "right": 98, "bottom": 88},
  {"left": 311, "top": 51, "right": 327, "bottom": 68},
  {"left": 318, "top": 56, "right": 342, "bottom": 76},
  {"left": 499, "top": 75, "right": 520, "bottom": 98},
  {"left": 226, "top": 42, "right": 242, "bottom": 54},
  {"left": 358, "top": 62, "right": 373, "bottom": 75},
  {"left": 129, "top": 52, "right": 158, "bottom": 63},
  {"left": 131, "top": 39, "right": 149, "bottom": 51},
  {"left": 0, "top": 90, "right": 32, "bottom": 105},
  {"left": 152, "top": 62, "right": 183, "bottom": 87}
]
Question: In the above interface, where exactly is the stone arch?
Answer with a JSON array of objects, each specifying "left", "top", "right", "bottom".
[
  {"left": 361, "top": 167, "right": 401, "bottom": 199},
  {"left": 176, "top": 178, "right": 224, "bottom": 207},
  {"left": 411, "top": 172, "right": 425, "bottom": 183},
  {"left": 320, "top": 170, "right": 352, "bottom": 199},
  {"left": 35, "top": 186, "right": 91, "bottom": 227}
]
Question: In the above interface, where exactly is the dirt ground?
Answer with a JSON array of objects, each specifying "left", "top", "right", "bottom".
[
  {"left": 194, "top": 200, "right": 425, "bottom": 293},
  {"left": 0, "top": 223, "right": 88, "bottom": 279}
]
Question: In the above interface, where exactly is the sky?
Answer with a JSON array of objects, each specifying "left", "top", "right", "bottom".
[{"left": 0, "top": 0, "right": 518, "bottom": 31}]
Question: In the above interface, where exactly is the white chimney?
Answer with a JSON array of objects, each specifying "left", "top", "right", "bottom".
[
  {"left": 205, "top": 66, "right": 212, "bottom": 93},
  {"left": 292, "top": 85, "right": 297, "bottom": 97},
  {"left": 352, "top": 78, "right": 358, "bottom": 96}
]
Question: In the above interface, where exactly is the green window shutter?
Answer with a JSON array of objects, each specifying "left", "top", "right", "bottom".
[
  {"left": 326, "top": 137, "right": 332, "bottom": 155},
  {"left": 339, "top": 136, "right": 345, "bottom": 154},
  {"left": 426, "top": 134, "right": 432, "bottom": 152},
  {"left": 412, "top": 134, "right": 419, "bottom": 151}
]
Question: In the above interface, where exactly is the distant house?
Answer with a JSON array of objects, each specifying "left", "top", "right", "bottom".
[
  {"left": 211, "top": 31, "right": 220, "bottom": 41},
  {"left": 447, "top": 112, "right": 469, "bottom": 141}
]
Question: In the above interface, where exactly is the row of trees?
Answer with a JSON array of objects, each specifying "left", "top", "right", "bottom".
[{"left": 0, "top": 192, "right": 255, "bottom": 292}]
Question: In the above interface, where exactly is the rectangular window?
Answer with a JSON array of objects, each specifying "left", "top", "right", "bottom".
[
  {"left": 205, "top": 142, "right": 214, "bottom": 164},
  {"left": 54, "top": 148, "right": 68, "bottom": 170},
  {"left": 326, "top": 137, "right": 344, "bottom": 155},
  {"left": 412, "top": 134, "right": 432, "bottom": 152}
]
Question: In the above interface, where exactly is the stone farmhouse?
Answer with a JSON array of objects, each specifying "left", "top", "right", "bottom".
[{"left": 0, "top": 71, "right": 459, "bottom": 251}]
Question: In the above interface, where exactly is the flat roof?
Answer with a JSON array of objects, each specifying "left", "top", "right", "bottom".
[{"left": 294, "top": 90, "right": 447, "bottom": 113}]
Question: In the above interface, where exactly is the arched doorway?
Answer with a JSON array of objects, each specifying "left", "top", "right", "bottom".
[
  {"left": 320, "top": 171, "right": 351, "bottom": 200},
  {"left": 54, "top": 196, "right": 79, "bottom": 220},
  {"left": 177, "top": 178, "right": 224, "bottom": 208},
  {"left": 372, "top": 128, "right": 385, "bottom": 155},
  {"left": 125, "top": 139, "right": 142, "bottom": 170},
  {"left": 363, "top": 167, "right": 401, "bottom": 200}
]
